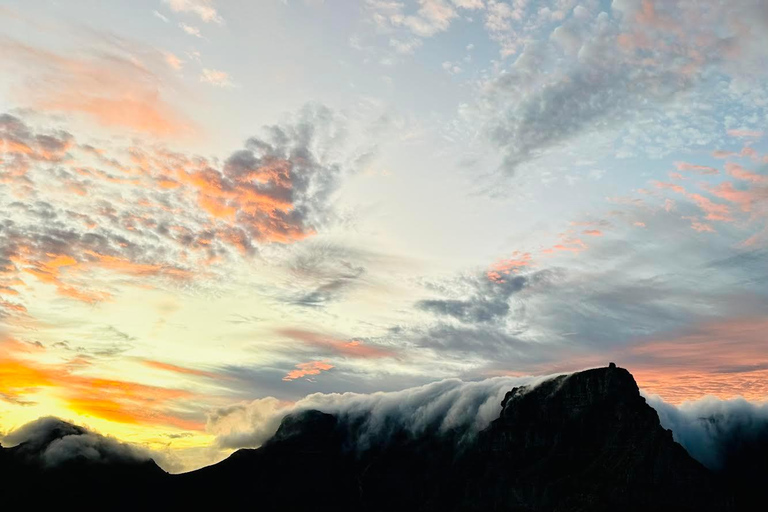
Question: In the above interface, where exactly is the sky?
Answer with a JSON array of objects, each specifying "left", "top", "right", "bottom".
[{"left": 1, "top": 0, "right": 768, "bottom": 472}]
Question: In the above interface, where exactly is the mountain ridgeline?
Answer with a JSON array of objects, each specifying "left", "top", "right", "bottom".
[{"left": 2, "top": 365, "right": 761, "bottom": 510}]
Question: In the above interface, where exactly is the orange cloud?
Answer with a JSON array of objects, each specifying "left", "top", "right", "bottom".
[
  {"left": 130, "top": 147, "right": 317, "bottom": 245},
  {"left": 0, "top": 39, "right": 193, "bottom": 137},
  {"left": 626, "top": 317, "right": 768, "bottom": 403},
  {"left": 541, "top": 238, "right": 587, "bottom": 255},
  {"left": 142, "top": 359, "right": 217, "bottom": 379},
  {"left": 8, "top": 251, "right": 109, "bottom": 304},
  {"left": 486, "top": 251, "right": 533, "bottom": 283},
  {"left": 283, "top": 361, "right": 334, "bottom": 381},
  {"left": 0, "top": 355, "right": 204, "bottom": 430},
  {"left": 1, "top": 109, "right": 338, "bottom": 321},
  {"left": 0, "top": 113, "right": 74, "bottom": 183},
  {"left": 85, "top": 252, "right": 192, "bottom": 280}
]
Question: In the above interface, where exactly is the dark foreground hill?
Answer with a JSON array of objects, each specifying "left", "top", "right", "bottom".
[{"left": 0, "top": 365, "right": 754, "bottom": 510}]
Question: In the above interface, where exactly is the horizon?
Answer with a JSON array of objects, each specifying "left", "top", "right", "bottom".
[{"left": 2, "top": 0, "right": 768, "bottom": 473}]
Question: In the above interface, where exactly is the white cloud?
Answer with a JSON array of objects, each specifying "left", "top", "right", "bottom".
[
  {"left": 208, "top": 374, "right": 550, "bottom": 448},
  {"left": 164, "top": 51, "right": 184, "bottom": 70},
  {"left": 179, "top": 22, "right": 202, "bottom": 37},
  {"left": 153, "top": 10, "right": 170, "bottom": 22},
  {"left": 164, "top": 0, "right": 223, "bottom": 24},
  {"left": 200, "top": 68, "right": 235, "bottom": 88}
]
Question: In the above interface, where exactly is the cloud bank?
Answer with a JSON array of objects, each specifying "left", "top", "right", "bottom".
[
  {"left": 208, "top": 374, "right": 551, "bottom": 449},
  {"left": 3, "top": 417, "right": 151, "bottom": 468},
  {"left": 648, "top": 394, "right": 768, "bottom": 473}
]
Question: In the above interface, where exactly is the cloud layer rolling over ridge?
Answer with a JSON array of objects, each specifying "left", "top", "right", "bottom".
[{"left": 209, "top": 369, "right": 768, "bottom": 474}]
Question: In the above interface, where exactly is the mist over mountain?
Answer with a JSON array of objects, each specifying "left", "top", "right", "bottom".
[{"left": 2, "top": 365, "right": 766, "bottom": 510}]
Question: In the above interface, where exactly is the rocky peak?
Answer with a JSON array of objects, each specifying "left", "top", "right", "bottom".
[
  {"left": 461, "top": 364, "right": 732, "bottom": 511},
  {"left": 498, "top": 364, "right": 651, "bottom": 424}
]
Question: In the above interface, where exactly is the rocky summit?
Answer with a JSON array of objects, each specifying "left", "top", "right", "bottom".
[{"left": 0, "top": 366, "right": 748, "bottom": 510}]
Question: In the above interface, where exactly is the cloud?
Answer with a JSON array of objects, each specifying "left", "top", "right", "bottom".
[
  {"left": 200, "top": 68, "right": 234, "bottom": 87},
  {"left": 3, "top": 417, "right": 152, "bottom": 467},
  {"left": 286, "top": 247, "right": 366, "bottom": 307},
  {"left": 486, "top": 251, "right": 533, "bottom": 283},
  {"left": 0, "top": 113, "right": 74, "bottom": 181},
  {"left": 479, "top": 0, "right": 768, "bottom": 174},
  {"left": 648, "top": 394, "right": 768, "bottom": 473},
  {"left": 653, "top": 181, "right": 733, "bottom": 225},
  {"left": 142, "top": 359, "right": 217, "bottom": 378},
  {"left": 727, "top": 129, "right": 763, "bottom": 139},
  {"left": 208, "top": 373, "right": 551, "bottom": 449},
  {"left": 206, "top": 397, "right": 291, "bottom": 449},
  {"left": 179, "top": 22, "right": 202, "bottom": 37},
  {"left": 164, "top": 51, "right": 184, "bottom": 70},
  {"left": 283, "top": 361, "right": 334, "bottom": 381},
  {"left": 614, "top": 316, "right": 768, "bottom": 403},
  {"left": 416, "top": 270, "right": 535, "bottom": 325},
  {"left": 0, "top": 38, "right": 193, "bottom": 137},
  {"left": 164, "top": 0, "right": 223, "bottom": 24},
  {"left": 725, "top": 163, "right": 768, "bottom": 185},
  {"left": 368, "top": 0, "right": 457, "bottom": 38},
  {"left": 276, "top": 328, "right": 397, "bottom": 359},
  {"left": 674, "top": 162, "right": 719, "bottom": 175},
  {"left": 0, "top": 105, "right": 349, "bottom": 313},
  {"left": 363, "top": 0, "right": 484, "bottom": 63},
  {"left": 401, "top": 198, "right": 768, "bottom": 382},
  {"left": 0, "top": 354, "right": 204, "bottom": 430}
]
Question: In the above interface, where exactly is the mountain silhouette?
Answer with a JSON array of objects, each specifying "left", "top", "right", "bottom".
[{"left": 1, "top": 365, "right": 757, "bottom": 510}]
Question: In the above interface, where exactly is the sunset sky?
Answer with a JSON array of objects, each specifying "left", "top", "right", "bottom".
[{"left": 2, "top": 0, "right": 768, "bottom": 472}]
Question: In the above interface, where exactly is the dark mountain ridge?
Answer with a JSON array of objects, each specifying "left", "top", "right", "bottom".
[{"left": 0, "top": 365, "right": 757, "bottom": 510}]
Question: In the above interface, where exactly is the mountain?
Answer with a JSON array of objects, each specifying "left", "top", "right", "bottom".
[
  {"left": 0, "top": 365, "right": 753, "bottom": 510},
  {"left": 0, "top": 418, "right": 166, "bottom": 509}
]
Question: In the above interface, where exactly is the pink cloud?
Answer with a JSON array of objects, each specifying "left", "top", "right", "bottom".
[
  {"left": 511, "top": 316, "right": 768, "bottom": 403},
  {"left": 685, "top": 217, "right": 715, "bottom": 233},
  {"left": 486, "top": 251, "right": 533, "bottom": 283},
  {"left": 709, "top": 182, "right": 766, "bottom": 213},
  {"left": 626, "top": 316, "right": 768, "bottom": 403},
  {"left": 727, "top": 129, "right": 763, "bottom": 138},
  {"left": 541, "top": 238, "right": 587, "bottom": 254},
  {"left": 725, "top": 162, "right": 768, "bottom": 184},
  {"left": 653, "top": 181, "right": 732, "bottom": 222},
  {"left": 674, "top": 161, "right": 718, "bottom": 175},
  {"left": 712, "top": 150, "right": 736, "bottom": 159},
  {"left": 282, "top": 361, "right": 334, "bottom": 381},
  {"left": 277, "top": 329, "right": 397, "bottom": 359},
  {"left": 687, "top": 192, "right": 732, "bottom": 222}
]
